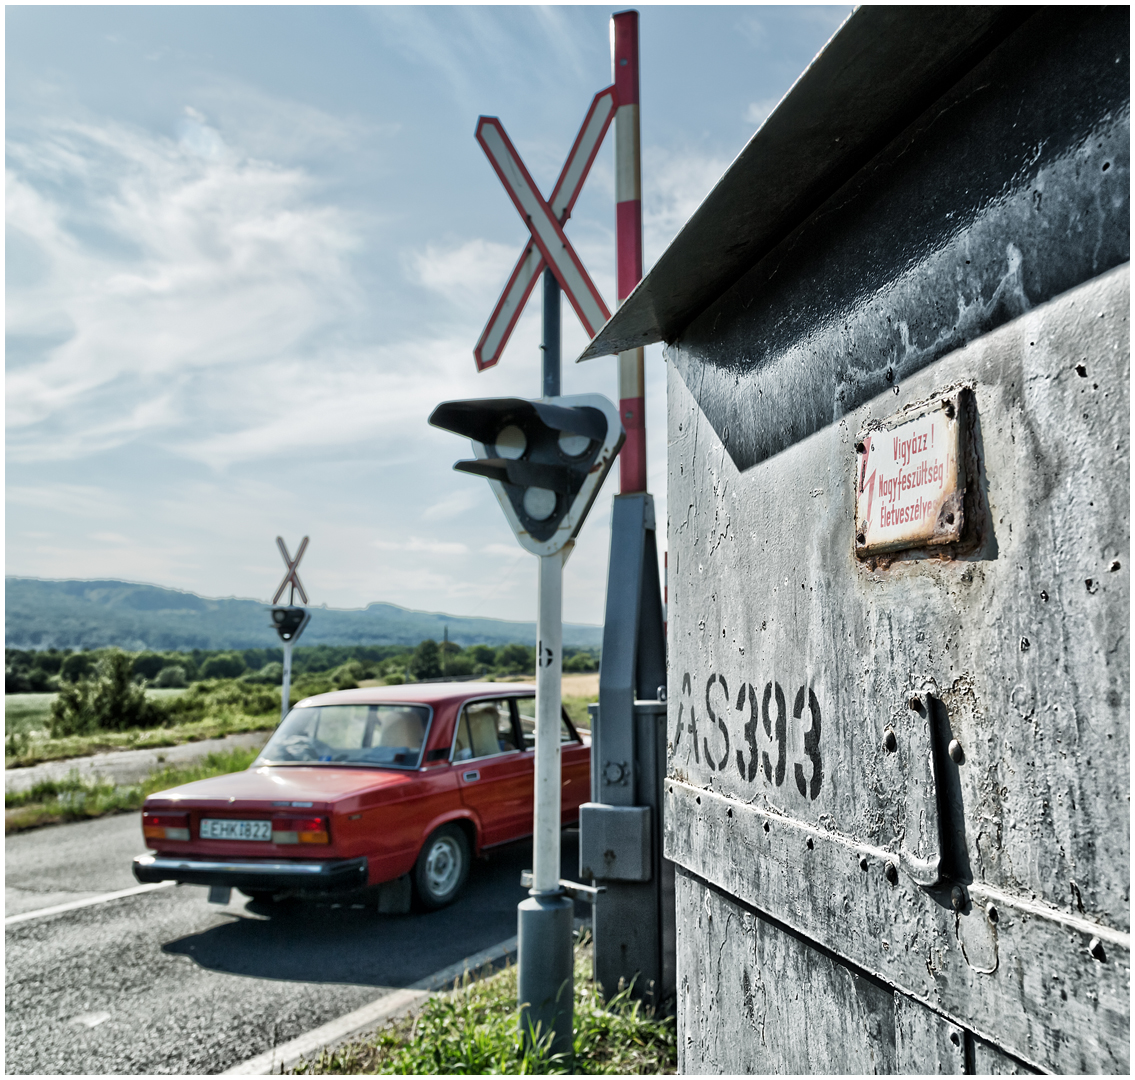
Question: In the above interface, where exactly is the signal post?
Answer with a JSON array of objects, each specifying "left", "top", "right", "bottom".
[{"left": 270, "top": 536, "right": 312, "bottom": 718}]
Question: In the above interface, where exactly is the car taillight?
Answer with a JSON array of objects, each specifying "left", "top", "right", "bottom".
[
  {"left": 271, "top": 816, "right": 329, "bottom": 845},
  {"left": 143, "top": 812, "right": 190, "bottom": 842}
]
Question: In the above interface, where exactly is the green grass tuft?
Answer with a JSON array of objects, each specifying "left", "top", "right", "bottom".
[{"left": 290, "top": 933, "right": 675, "bottom": 1075}]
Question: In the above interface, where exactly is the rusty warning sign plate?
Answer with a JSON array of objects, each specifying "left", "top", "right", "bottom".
[{"left": 855, "top": 392, "right": 964, "bottom": 556}]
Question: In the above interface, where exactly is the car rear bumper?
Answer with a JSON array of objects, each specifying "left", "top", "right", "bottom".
[{"left": 132, "top": 852, "right": 368, "bottom": 893}]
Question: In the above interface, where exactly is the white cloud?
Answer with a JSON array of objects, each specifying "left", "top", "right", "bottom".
[
  {"left": 745, "top": 96, "right": 782, "bottom": 128},
  {"left": 6, "top": 113, "right": 364, "bottom": 463},
  {"left": 408, "top": 238, "right": 521, "bottom": 311},
  {"left": 422, "top": 488, "right": 483, "bottom": 522},
  {"left": 481, "top": 542, "right": 525, "bottom": 557},
  {"left": 642, "top": 145, "right": 731, "bottom": 268},
  {"left": 372, "top": 536, "right": 469, "bottom": 556}
]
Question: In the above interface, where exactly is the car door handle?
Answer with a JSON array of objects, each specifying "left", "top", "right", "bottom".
[{"left": 463, "top": 770, "right": 480, "bottom": 782}]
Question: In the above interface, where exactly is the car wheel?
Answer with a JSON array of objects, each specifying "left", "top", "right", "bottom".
[{"left": 413, "top": 824, "right": 470, "bottom": 911}]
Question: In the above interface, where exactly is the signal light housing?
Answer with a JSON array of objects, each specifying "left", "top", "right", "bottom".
[
  {"left": 271, "top": 606, "right": 310, "bottom": 643},
  {"left": 429, "top": 394, "right": 624, "bottom": 556}
]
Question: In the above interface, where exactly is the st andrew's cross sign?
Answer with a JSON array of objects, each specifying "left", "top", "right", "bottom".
[
  {"left": 272, "top": 535, "right": 309, "bottom": 606},
  {"left": 474, "top": 86, "right": 616, "bottom": 371}
]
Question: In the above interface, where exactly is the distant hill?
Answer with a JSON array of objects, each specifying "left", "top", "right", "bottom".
[{"left": 4, "top": 578, "right": 602, "bottom": 652}]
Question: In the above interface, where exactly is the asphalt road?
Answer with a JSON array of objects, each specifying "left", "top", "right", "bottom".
[{"left": 6, "top": 813, "right": 588, "bottom": 1074}]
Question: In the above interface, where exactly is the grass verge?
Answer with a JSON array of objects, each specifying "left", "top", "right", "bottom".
[
  {"left": 290, "top": 933, "right": 676, "bottom": 1075},
  {"left": 5, "top": 710, "right": 276, "bottom": 770},
  {"left": 4, "top": 746, "right": 260, "bottom": 834}
]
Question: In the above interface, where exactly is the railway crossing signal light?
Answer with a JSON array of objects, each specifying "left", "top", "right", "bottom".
[
  {"left": 429, "top": 394, "right": 624, "bottom": 556},
  {"left": 271, "top": 606, "right": 310, "bottom": 643}
]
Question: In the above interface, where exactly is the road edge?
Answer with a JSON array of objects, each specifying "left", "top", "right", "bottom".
[{"left": 220, "top": 934, "right": 520, "bottom": 1075}]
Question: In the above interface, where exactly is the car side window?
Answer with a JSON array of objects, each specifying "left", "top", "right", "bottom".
[
  {"left": 513, "top": 696, "right": 579, "bottom": 747},
  {"left": 458, "top": 700, "right": 518, "bottom": 759}
]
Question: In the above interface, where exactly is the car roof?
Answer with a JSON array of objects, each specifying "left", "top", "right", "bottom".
[{"left": 294, "top": 681, "right": 537, "bottom": 709}]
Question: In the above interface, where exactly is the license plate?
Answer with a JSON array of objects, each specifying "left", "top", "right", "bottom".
[{"left": 199, "top": 818, "right": 272, "bottom": 841}]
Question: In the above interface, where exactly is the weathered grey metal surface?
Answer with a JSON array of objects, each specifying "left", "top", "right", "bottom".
[
  {"left": 589, "top": 702, "right": 674, "bottom": 1008},
  {"left": 578, "top": 803, "right": 651, "bottom": 881},
  {"left": 595, "top": 493, "right": 666, "bottom": 808},
  {"left": 675, "top": 869, "right": 897, "bottom": 1074},
  {"left": 665, "top": 264, "right": 1130, "bottom": 1071},
  {"left": 893, "top": 992, "right": 965, "bottom": 1074},
  {"left": 579, "top": 6, "right": 1030, "bottom": 361},
  {"left": 662, "top": 7, "right": 1129, "bottom": 474},
  {"left": 971, "top": 1034, "right": 1039, "bottom": 1075},
  {"left": 587, "top": 493, "right": 673, "bottom": 1006}
]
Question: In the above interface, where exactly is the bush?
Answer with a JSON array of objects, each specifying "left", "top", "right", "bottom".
[
  {"left": 243, "top": 661, "right": 283, "bottom": 686},
  {"left": 199, "top": 652, "right": 247, "bottom": 680},
  {"left": 164, "top": 680, "right": 281, "bottom": 724},
  {"left": 35, "top": 650, "right": 65, "bottom": 675},
  {"left": 564, "top": 651, "right": 599, "bottom": 673},
  {"left": 442, "top": 654, "right": 473, "bottom": 677},
  {"left": 410, "top": 640, "right": 442, "bottom": 681},
  {"left": 496, "top": 643, "right": 534, "bottom": 674},
  {"left": 154, "top": 665, "right": 188, "bottom": 688},
  {"left": 49, "top": 650, "right": 168, "bottom": 737},
  {"left": 60, "top": 652, "right": 95, "bottom": 683},
  {"left": 132, "top": 652, "right": 167, "bottom": 681},
  {"left": 469, "top": 644, "right": 497, "bottom": 666}
]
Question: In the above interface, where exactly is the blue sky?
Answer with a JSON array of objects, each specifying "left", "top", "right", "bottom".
[{"left": 6, "top": 5, "right": 850, "bottom": 624}]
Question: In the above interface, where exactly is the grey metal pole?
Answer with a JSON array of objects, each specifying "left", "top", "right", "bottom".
[
  {"left": 517, "top": 263, "right": 573, "bottom": 1060},
  {"left": 541, "top": 268, "right": 561, "bottom": 398},
  {"left": 518, "top": 551, "right": 573, "bottom": 1059},
  {"left": 280, "top": 640, "right": 293, "bottom": 722}
]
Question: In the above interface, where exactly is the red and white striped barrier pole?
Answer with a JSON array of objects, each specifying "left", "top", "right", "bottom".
[{"left": 612, "top": 10, "right": 646, "bottom": 494}]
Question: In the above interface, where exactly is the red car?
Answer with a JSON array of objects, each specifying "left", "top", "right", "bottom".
[{"left": 132, "top": 682, "right": 590, "bottom": 910}]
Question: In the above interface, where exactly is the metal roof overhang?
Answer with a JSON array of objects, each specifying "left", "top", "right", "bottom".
[{"left": 578, "top": 5, "right": 1036, "bottom": 362}]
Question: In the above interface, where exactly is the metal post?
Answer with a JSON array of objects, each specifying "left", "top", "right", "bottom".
[
  {"left": 280, "top": 640, "right": 293, "bottom": 722},
  {"left": 518, "top": 550, "right": 573, "bottom": 1058},
  {"left": 541, "top": 268, "right": 561, "bottom": 398},
  {"left": 613, "top": 10, "right": 646, "bottom": 493}
]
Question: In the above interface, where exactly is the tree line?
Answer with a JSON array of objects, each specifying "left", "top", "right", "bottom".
[{"left": 5, "top": 639, "right": 601, "bottom": 695}]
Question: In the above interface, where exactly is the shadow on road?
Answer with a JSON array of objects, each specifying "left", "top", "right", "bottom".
[{"left": 161, "top": 830, "right": 589, "bottom": 987}]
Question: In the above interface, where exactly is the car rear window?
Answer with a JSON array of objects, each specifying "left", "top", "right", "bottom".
[{"left": 256, "top": 704, "right": 430, "bottom": 768}]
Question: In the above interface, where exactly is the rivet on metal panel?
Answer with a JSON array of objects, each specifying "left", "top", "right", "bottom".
[
  {"left": 951, "top": 885, "right": 967, "bottom": 911},
  {"left": 884, "top": 861, "right": 899, "bottom": 885},
  {"left": 948, "top": 739, "right": 965, "bottom": 764},
  {"left": 883, "top": 726, "right": 898, "bottom": 752},
  {"left": 1089, "top": 937, "right": 1106, "bottom": 962}
]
